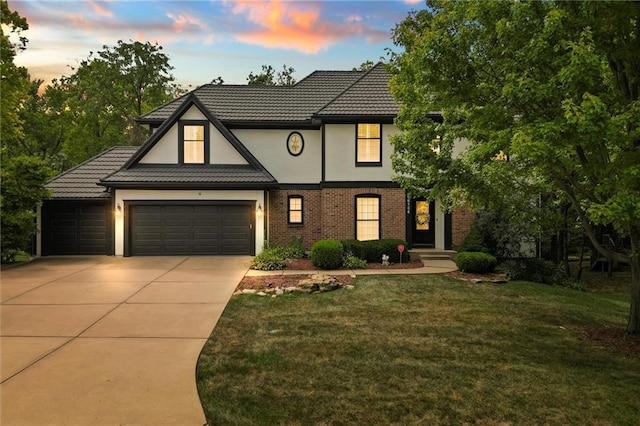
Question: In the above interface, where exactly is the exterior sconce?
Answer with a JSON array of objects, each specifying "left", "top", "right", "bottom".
[
  {"left": 115, "top": 203, "right": 122, "bottom": 216},
  {"left": 256, "top": 203, "right": 263, "bottom": 217}
]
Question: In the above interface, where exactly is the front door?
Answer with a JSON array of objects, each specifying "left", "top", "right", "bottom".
[{"left": 411, "top": 199, "right": 435, "bottom": 247}]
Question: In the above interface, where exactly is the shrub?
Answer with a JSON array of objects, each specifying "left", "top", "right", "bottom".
[
  {"left": 455, "top": 251, "right": 497, "bottom": 273},
  {"left": 251, "top": 247, "right": 286, "bottom": 271},
  {"left": 341, "top": 239, "right": 409, "bottom": 263},
  {"left": 311, "top": 239, "right": 344, "bottom": 269},
  {"left": 283, "top": 236, "right": 305, "bottom": 259},
  {"left": 343, "top": 252, "right": 367, "bottom": 269},
  {"left": 456, "top": 226, "right": 490, "bottom": 253},
  {"left": 497, "top": 258, "right": 564, "bottom": 285}
]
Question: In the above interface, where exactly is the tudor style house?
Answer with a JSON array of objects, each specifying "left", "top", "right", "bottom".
[{"left": 38, "top": 63, "right": 472, "bottom": 257}]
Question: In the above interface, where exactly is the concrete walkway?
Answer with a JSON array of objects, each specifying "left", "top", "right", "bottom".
[{"left": 1, "top": 256, "right": 251, "bottom": 426}]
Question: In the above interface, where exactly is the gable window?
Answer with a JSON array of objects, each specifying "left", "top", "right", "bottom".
[
  {"left": 179, "top": 121, "right": 208, "bottom": 164},
  {"left": 356, "top": 123, "right": 382, "bottom": 166},
  {"left": 355, "top": 195, "right": 380, "bottom": 241},
  {"left": 288, "top": 195, "right": 303, "bottom": 224}
]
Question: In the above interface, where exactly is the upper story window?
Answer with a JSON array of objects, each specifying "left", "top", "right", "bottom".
[
  {"left": 179, "top": 121, "right": 208, "bottom": 164},
  {"left": 288, "top": 195, "right": 303, "bottom": 224},
  {"left": 356, "top": 123, "right": 382, "bottom": 166},
  {"left": 355, "top": 195, "right": 380, "bottom": 241}
]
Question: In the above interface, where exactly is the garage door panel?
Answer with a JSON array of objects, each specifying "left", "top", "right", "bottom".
[
  {"left": 43, "top": 201, "right": 110, "bottom": 255},
  {"left": 129, "top": 204, "right": 252, "bottom": 256}
]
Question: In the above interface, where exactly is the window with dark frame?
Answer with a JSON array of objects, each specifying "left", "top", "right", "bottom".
[
  {"left": 179, "top": 122, "right": 208, "bottom": 164},
  {"left": 355, "top": 195, "right": 380, "bottom": 241},
  {"left": 356, "top": 123, "right": 382, "bottom": 165},
  {"left": 288, "top": 196, "right": 303, "bottom": 224}
]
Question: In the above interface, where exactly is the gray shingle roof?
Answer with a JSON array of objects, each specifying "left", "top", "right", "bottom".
[
  {"left": 45, "top": 146, "right": 138, "bottom": 199},
  {"left": 139, "top": 68, "right": 388, "bottom": 124},
  {"left": 100, "top": 164, "right": 277, "bottom": 188},
  {"left": 315, "top": 63, "right": 399, "bottom": 117}
]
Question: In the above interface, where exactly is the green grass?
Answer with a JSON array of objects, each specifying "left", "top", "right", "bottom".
[{"left": 197, "top": 274, "right": 639, "bottom": 425}]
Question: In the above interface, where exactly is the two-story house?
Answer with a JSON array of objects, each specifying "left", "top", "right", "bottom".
[{"left": 38, "top": 63, "right": 472, "bottom": 257}]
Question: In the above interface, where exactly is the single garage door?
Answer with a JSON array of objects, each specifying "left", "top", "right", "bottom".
[
  {"left": 42, "top": 200, "right": 111, "bottom": 255},
  {"left": 128, "top": 203, "right": 254, "bottom": 256}
]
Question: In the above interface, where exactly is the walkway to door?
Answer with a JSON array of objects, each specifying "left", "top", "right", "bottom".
[{"left": 1, "top": 255, "right": 251, "bottom": 426}]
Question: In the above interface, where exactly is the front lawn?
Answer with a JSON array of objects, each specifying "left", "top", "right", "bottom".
[{"left": 197, "top": 274, "right": 639, "bottom": 425}]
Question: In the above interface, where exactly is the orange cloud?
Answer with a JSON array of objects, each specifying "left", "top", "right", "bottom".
[
  {"left": 167, "top": 12, "right": 207, "bottom": 33},
  {"left": 227, "top": 0, "right": 375, "bottom": 53},
  {"left": 90, "top": 1, "right": 113, "bottom": 18}
]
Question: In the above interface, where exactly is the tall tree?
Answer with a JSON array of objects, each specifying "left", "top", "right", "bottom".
[
  {"left": 389, "top": 1, "right": 640, "bottom": 334},
  {"left": 247, "top": 64, "right": 296, "bottom": 85},
  {"left": 57, "top": 40, "right": 176, "bottom": 165},
  {"left": 0, "top": 0, "right": 30, "bottom": 154}
]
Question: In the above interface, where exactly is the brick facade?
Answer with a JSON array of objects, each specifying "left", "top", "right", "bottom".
[
  {"left": 451, "top": 206, "right": 476, "bottom": 248},
  {"left": 269, "top": 187, "right": 406, "bottom": 250}
]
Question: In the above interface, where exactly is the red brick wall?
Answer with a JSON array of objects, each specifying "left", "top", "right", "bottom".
[
  {"left": 452, "top": 206, "right": 476, "bottom": 248},
  {"left": 269, "top": 187, "right": 406, "bottom": 250}
]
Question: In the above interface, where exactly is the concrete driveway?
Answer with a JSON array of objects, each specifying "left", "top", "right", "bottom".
[{"left": 1, "top": 255, "right": 251, "bottom": 426}]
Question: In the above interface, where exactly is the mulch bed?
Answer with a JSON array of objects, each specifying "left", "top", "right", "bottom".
[
  {"left": 285, "top": 258, "right": 424, "bottom": 270},
  {"left": 238, "top": 258, "right": 423, "bottom": 292}
]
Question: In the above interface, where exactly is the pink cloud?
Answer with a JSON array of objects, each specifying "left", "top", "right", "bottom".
[
  {"left": 90, "top": 1, "right": 113, "bottom": 18},
  {"left": 225, "top": 0, "right": 379, "bottom": 54},
  {"left": 167, "top": 12, "right": 207, "bottom": 33}
]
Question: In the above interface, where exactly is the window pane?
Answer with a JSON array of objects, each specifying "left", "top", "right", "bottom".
[
  {"left": 357, "top": 198, "right": 379, "bottom": 220},
  {"left": 289, "top": 211, "right": 302, "bottom": 223},
  {"left": 184, "top": 140, "right": 204, "bottom": 163},
  {"left": 289, "top": 198, "right": 301, "bottom": 211},
  {"left": 357, "top": 221, "right": 379, "bottom": 241},
  {"left": 357, "top": 123, "right": 380, "bottom": 139},
  {"left": 184, "top": 125, "right": 204, "bottom": 141},
  {"left": 357, "top": 139, "right": 380, "bottom": 162}
]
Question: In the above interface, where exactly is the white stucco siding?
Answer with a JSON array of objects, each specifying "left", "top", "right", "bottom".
[
  {"left": 452, "top": 137, "right": 470, "bottom": 159},
  {"left": 181, "top": 105, "right": 207, "bottom": 120},
  {"left": 232, "top": 129, "right": 321, "bottom": 184},
  {"left": 210, "top": 125, "right": 248, "bottom": 165},
  {"left": 139, "top": 126, "right": 179, "bottom": 163},
  {"left": 324, "top": 124, "right": 398, "bottom": 182},
  {"left": 113, "top": 189, "right": 265, "bottom": 256}
]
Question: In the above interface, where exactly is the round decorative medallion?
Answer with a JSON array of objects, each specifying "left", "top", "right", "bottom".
[{"left": 286, "top": 132, "right": 304, "bottom": 156}]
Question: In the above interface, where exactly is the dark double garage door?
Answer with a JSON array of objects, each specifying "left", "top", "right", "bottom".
[
  {"left": 42, "top": 201, "right": 254, "bottom": 256},
  {"left": 127, "top": 203, "right": 254, "bottom": 256}
]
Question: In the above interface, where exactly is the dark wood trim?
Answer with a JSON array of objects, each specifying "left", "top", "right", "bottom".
[
  {"left": 321, "top": 181, "right": 400, "bottom": 188},
  {"left": 178, "top": 120, "right": 209, "bottom": 165},
  {"left": 444, "top": 210, "right": 453, "bottom": 250}
]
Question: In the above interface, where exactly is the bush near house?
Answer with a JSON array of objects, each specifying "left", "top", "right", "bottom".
[
  {"left": 456, "top": 251, "right": 497, "bottom": 273},
  {"left": 498, "top": 258, "right": 566, "bottom": 285},
  {"left": 311, "top": 239, "right": 344, "bottom": 270},
  {"left": 342, "top": 239, "right": 410, "bottom": 263},
  {"left": 343, "top": 253, "right": 368, "bottom": 269},
  {"left": 250, "top": 246, "right": 287, "bottom": 271}
]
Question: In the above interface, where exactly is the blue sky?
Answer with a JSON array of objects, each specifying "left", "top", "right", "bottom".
[{"left": 11, "top": 0, "right": 424, "bottom": 89}]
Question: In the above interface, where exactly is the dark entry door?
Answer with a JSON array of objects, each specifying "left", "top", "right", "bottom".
[
  {"left": 411, "top": 199, "right": 435, "bottom": 247},
  {"left": 128, "top": 204, "right": 253, "bottom": 256}
]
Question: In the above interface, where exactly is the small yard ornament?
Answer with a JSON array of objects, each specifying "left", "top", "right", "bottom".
[{"left": 382, "top": 254, "right": 390, "bottom": 266}]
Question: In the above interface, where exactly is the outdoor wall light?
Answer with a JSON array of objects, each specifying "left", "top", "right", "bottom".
[
  {"left": 115, "top": 203, "right": 122, "bottom": 216},
  {"left": 256, "top": 203, "right": 263, "bottom": 217}
]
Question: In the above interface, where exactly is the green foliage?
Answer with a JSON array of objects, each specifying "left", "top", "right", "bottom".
[
  {"left": 389, "top": 0, "right": 640, "bottom": 332},
  {"left": 498, "top": 259, "right": 566, "bottom": 286},
  {"left": 250, "top": 246, "right": 286, "bottom": 271},
  {"left": 247, "top": 64, "right": 296, "bottom": 86},
  {"left": 282, "top": 236, "right": 305, "bottom": 259},
  {"left": 343, "top": 253, "right": 367, "bottom": 269},
  {"left": 456, "top": 226, "right": 489, "bottom": 254},
  {"left": 0, "top": 155, "right": 52, "bottom": 262},
  {"left": 311, "top": 239, "right": 344, "bottom": 270},
  {"left": 455, "top": 252, "right": 497, "bottom": 273},
  {"left": 342, "top": 239, "right": 410, "bottom": 263},
  {"left": 1, "top": 1, "right": 30, "bottom": 154},
  {"left": 54, "top": 40, "right": 177, "bottom": 166}
]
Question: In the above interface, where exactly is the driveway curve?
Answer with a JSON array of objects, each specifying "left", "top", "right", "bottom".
[{"left": 1, "top": 255, "right": 250, "bottom": 426}]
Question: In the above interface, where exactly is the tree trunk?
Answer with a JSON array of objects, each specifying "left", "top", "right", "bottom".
[{"left": 627, "top": 230, "right": 640, "bottom": 335}]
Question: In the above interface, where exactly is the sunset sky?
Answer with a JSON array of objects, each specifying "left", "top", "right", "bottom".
[{"left": 10, "top": 0, "right": 424, "bottom": 89}]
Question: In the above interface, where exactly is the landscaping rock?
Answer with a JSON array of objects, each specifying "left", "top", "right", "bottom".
[
  {"left": 242, "top": 289, "right": 257, "bottom": 294},
  {"left": 297, "top": 274, "right": 342, "bottom": 293}
]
